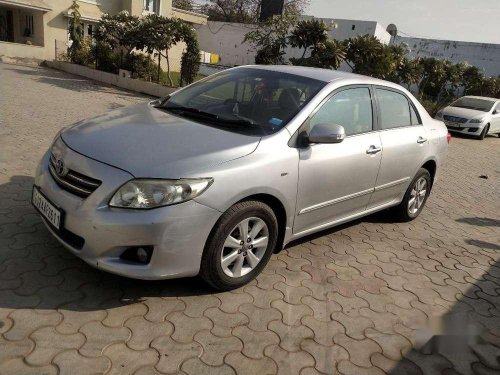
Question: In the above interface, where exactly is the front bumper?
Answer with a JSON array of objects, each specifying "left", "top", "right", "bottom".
[
  {"left": 34, "top": 140, "right": 221, "bottom": 280},
  {"left": 444, "top": 122, "right": 485, "bottom": 135}
]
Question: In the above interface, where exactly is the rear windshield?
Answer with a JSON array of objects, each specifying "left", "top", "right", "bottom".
[
  {"left": 156, "top": 68, "right": 326, "bottom": 135},
  {"left": 450, "top": 97, "right": 495, "bottom": 112}
]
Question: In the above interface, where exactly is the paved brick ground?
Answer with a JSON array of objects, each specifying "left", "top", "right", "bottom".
[{"left": 1, "top": 63, "right": 499, "bottom": 375}]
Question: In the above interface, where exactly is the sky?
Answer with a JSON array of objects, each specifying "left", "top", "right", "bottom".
[{"left": 307, "top": 0, "right": 500, "bottom": 44}]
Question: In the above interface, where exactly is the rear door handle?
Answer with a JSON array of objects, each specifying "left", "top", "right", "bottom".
[
  {"left": 417, "top": 136, "right": 428, "bottom": 144},
  {"left": 366, "top": 145, "right": 382, "bottom": 155}
]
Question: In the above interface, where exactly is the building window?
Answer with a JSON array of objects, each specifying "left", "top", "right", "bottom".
[
  {"left": 23, "top": 14, "right": 34, "bottom": 37},
  {"left": 351, "top": 25, "right": 355, "bottom": 31},
  {"left": 144, "top": 0, "right": 160, "bottom": 13},
  {"left": 86, "top": 24, "right": 93, "bottom": 38}
]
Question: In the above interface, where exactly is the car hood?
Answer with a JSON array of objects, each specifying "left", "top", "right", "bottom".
[
  {"left": 443, "top": 106, "right": 488, "bottom": 119},
  {"left": 61, "top": 103, "right": 260, "bottom": 178}
]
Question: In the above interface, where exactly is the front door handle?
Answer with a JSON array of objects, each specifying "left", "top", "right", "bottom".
[
  {"left": 417, "top": 136, "right": 428, "bottom": 144},
  {"left": 366, "top": 145, "right": 382, "bottom": 155}
]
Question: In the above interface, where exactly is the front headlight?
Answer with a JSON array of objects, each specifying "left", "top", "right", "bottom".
[
  {"left": 470, "top": 118, "right": 484, "bottom": 123},
  {"left": 109, "top": 178, "right": 213, "bottom": 209}
]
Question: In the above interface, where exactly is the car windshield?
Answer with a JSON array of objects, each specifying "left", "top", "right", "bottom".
[
  {"left": 156, "top": 68, "right": 326, "bottom": 135},
  {"left": 450, "top": 97, "right": 495, "bottom": 112}
]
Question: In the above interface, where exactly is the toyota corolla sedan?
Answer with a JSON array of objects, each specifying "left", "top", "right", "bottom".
[
  {"left": 435, "top": 96, "right": 500, "bottom": 140},
  {"left": 33, "top": 66, "right": 449, "bottom": 290}
]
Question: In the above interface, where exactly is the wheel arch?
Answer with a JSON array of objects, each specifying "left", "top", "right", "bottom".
[
  {"left": 233, "top": 193, "right": 288, "bottom": 252},
  {"left": 421, "top": 159, "right": 437, "bottom": 186}
]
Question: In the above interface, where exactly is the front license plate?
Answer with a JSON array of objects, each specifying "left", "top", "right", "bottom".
[{"left": 32, "top": 186, "right": 63, "bottom": 230}]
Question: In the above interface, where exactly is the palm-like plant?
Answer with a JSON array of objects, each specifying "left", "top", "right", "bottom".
[
  {"left": 289, "top": 19, "right": 329, "bottom": 59},
  {"left": 244, "top": 15, "right": 296, "bottom": 65}
]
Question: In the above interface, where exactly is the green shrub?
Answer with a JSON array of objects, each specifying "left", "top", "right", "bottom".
[
  {"left": 124, "top": 53, "right": 159, "bottom": 81},
  {"left": 71, "top": 37, "right": 95, "bottom": 66}
]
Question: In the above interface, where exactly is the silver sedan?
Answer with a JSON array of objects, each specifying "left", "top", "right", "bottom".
[{"left": 33, "top": 66, "right": 449, "bottom": 290}]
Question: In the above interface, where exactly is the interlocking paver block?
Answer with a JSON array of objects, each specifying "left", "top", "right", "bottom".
[
  {"left": 301, "top": 339, "right": 349, "bottom": 374},
  {"left": 168, "top": 312, "right": 212, "bottom": 343},
  {"left": 225, "top": 352, "right": 277, "bottom": 375},
  {"left": 152, "top": 335, "right": 202, "bottom": 374},
  {"left": 239, "top": 304, "right": 282, "bottom": 332},
  {"left": 232, "top": 326, "right": 279, "bottom": 359},
  {"left": 4, "top": 309, "right": 61, "bottom": 341},
  {"left": 182, "top": 357, "right": 236, "bottom": 375},
  {"left": 103, "top": 342, "right": 159, "bottom": 375},
  {"left": 52, "top": 349, "right": 110, "bottom": 375},
  {"left": 264, "top": 344, "right": 315, "bottom": 375},
  {"left": 125, "top": 316, "right": 174, "bottom": 351},
  {"left": 79, "top": 321, "right": 131, "bottom": 357},
  {"left": 268, "top": 320, "right": 314, "bottom": 352}
]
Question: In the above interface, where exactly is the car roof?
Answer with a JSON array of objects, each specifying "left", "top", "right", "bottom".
[
  {"left": 462, "top": 95, "right": 499, "bottom": 102},
  {"left": 240, "top": 65, "right": 389, "bottom": 85}
]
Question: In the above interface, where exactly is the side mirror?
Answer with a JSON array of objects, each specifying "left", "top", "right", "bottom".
[
  {"left": 493, "top": 109, "right": 498, "bottom": 115},
  {"left": 308, "top": 123, "right": 346, "bottom": 144}
]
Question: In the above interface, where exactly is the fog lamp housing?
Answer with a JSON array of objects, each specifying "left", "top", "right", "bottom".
[{"left": 120, "top": 246, "right": 153, "bottom": 264}]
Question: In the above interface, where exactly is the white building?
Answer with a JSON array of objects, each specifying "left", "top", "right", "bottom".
[
  {"left": 394, "top": 36, "right": 500, "bottom": 78},
  {"left": 195, "top": 17, "right": 391, "bottom": 67}
]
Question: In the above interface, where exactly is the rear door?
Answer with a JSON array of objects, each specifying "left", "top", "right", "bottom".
[{"left": 368, "top": 87, "right": 429, "bottom": 209}]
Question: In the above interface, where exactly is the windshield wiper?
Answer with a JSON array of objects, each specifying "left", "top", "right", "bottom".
[{"left": 162, "top": 105, "right": 220, "bottom": 120}]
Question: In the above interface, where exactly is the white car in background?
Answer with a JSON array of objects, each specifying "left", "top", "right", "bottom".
[{"left": 436, "top": 96, "right": 500, "bottom": 140}]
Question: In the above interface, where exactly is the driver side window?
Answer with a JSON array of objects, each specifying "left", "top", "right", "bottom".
[{"left": 310, "top": 87, "right": 373, "bottom": 136}]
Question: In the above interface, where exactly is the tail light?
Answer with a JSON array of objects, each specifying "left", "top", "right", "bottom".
[{"left": 447, "top": 132, "right": 451, "bottom": 144}]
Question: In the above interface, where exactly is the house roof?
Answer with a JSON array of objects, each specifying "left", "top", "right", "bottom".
[{"left": 0, "top": 0, "right": 52, "bottom": 12}]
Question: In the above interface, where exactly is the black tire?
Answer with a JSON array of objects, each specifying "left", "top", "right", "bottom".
[
  {"left": 200, "top": 200, "right": 278, "bottom": 291},
  {"left": 476, "top": 124, "right": 489, "bottom": 140},
  {"left": 393, "top": 168, "right": 432, "bottom": 222}
]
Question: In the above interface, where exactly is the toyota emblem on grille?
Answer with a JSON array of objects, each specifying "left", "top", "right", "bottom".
[{"left": 55, "top": 158, "right": 68, "bottom": 177}]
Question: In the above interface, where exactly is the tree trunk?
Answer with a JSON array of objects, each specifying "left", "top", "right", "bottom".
[
  {"left": 157, "top": 53, "right": 161, "bottom": 84},
  {"left": 165, "top": 51, "right": 173, "bottom": 87}
]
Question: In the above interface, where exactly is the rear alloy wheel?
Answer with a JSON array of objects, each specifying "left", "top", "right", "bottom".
[
  {"left": 393, "top": 168, "right": 432, "bottom": 222},
  {"left": 476, "top": 124, "right": 489, "bottom": 140},
  {"left": 200, "top": 201, "right": 278, "bottom": 290}
]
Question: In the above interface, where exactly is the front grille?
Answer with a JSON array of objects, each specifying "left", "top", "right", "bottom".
[
  {"left": 49, "top": 154, "right": 101, "bottom": 198},
  {"left": 443, "top": 115, "right": 468, "bottom": 123}
]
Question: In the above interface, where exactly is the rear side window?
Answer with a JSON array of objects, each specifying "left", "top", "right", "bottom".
[
  {"left": 310, "top": 87, "right": 373, "bottom": 136},
  {"left": 376, "top": 88, "right": 420, "bottom": 129}
]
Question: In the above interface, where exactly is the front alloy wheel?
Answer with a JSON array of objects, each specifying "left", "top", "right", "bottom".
[
  {"left": 221, "top": 217, "right": 269, "bottom": 278},
  {"left": 200, "top": 201, "right": 278, "bottom": 290}
]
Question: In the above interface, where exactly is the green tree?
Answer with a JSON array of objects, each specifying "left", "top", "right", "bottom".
[
  {"left": 288, "top": 19, "right": 328, "bottom": 59},
  {"left": 244, "top": 15, "right": 296, "bottom": 64},
  {"left": 345, "top": 35, "right": 399, "bottom": 79},
  {"left": 417, "top": 57, "right": 449, "bottom": 99},
  {"left": 179, "top": 22, "right": 201, "bottom": 86},
  {"left": 135, "top": 14, "right": 184, "bottom": 85},
  {"left": 94, "top": 11, "right": 141, "bottom": 67},
  {"left": 446, "top": 62, "right": 467, "bottom": 95},
  {"left": 67, "top": 1, "right": 84, "bottom": 63},
  {"left": 396, "top": 57, "right": 423, "bottom": 90},
  {"left": 201, "top": 0, "right": 309, "bottom": 23},
  {"left": 173, "top": 0, "right": 194, "bottom": 11},
  {"left": 461, "top": 65, "right": 484, "bottom": 95}
]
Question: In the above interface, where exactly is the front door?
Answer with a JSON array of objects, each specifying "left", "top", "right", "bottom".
[
  {"left": 294, "top": 86, "right": 382, "bottom": 235},
  {"left": 490, "top": 102, "right": 500, "bottom": 132},
  {"left": 368, "top": 87, "right": 429, "bottom": 208}
]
